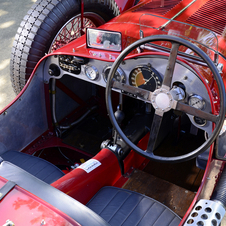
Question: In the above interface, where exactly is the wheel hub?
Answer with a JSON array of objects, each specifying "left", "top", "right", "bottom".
[{"left": 151, "top": 88, "right": 174, "bottom": 113}]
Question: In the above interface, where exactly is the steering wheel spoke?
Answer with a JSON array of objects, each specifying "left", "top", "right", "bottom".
[
  {"left": 176, "top": 102, "right": 218, "bottom": 123},
  {"left": 162, "top": 42, "right": 180, "bottom": 89},
  {"left": 146, "top": 113, "right": 163, "bottom": 154},
  {"left": 112, "top": 80, "right": 152, "bottom": 102}
]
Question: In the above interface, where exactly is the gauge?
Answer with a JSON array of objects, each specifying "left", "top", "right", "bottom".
[
  {"left": 129, "top": 65, "right": 162, "bottom": 92},
  {"left": 85, "top": 65, "right": 99, "bottom": 80},
  {"left": 188, "top": 94, "right": 205, "bottom": 110},
  {"left": 103, "top": 66, "right": 125, "bottom": 83},
  {"left": 193, "top": 116, "right": 207, "bottom": 126}
]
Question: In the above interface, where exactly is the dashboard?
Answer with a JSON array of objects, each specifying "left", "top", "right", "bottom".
[{"left": 44, "top": 54, "right": 212, "bottom": 134}]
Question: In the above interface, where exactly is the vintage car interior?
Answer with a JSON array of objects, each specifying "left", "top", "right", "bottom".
[{"left": 0, "top": 1, "right": 226, "bottom": 225}]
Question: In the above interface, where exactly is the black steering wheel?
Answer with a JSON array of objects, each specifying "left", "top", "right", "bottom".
[{"left": 106, "top": 35, "right": 226, "bottom": 163}]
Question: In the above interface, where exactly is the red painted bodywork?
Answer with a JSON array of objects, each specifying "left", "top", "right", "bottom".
[
  {"left": 115, "top": 0, "right": 136, "bottom": 12},
  {"left": 52, "top": 148, "right": 148, "bottom": 204},
  {"left": 54, "top": 0, "right": 226, "bottom": 61},
  {"left": 0, "top": 177, "right": 79, "bottom": 226}
]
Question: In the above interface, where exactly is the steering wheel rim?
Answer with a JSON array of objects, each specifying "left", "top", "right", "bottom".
[{"left": 106, "top": 35, "right": 226, "bottom": 163}]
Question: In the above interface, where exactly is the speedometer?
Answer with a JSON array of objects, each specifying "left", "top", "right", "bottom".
[{"left": 129, "top": 65, "right": 162, "bottom": 92}]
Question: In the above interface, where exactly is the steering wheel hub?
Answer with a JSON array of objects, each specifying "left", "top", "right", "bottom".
[{"left": 151, "top": 88, "right": 173, "bottom": 113}]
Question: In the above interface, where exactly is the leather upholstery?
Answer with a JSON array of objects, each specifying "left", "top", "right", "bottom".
[
  {"left": 0, "top": 151, "right": 64, "bottom": 184},
  {"left": 87, "top": 186, "right": 181, "bottom": 226}
]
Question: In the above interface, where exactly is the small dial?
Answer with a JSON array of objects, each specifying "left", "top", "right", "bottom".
[
  {"left": 193, "top": 116, "right": 207, "bottom": 126},
  {"left": 188, "top": 94, "right": 205, "bottom": 110},
  {"left": 85, "top": 65, "right": 99, "bottom": 80},
  {"left": 129, "top": 65, "right": 162, "bottom": 92},
  {"left": 103, "top": 66, "right": 125, "bottom": 83}
]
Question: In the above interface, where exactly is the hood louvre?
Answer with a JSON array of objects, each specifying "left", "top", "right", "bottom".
[
  {"left": 186, "top": 0, "right": 226, "bottom": 35},
  {"left": 133, "top": 0, "right": 183, "bottom": 15}
]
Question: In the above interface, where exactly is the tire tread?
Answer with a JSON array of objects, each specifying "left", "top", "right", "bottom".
[{"left": 10, "top": 0, "right": 120, "bottom": 94}]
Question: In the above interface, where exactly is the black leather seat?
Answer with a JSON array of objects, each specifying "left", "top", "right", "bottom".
[
  {"left": 87, "top": 186, "right": 181, "bottom": 226},
  {"left": 0, "top": 151, "right": 64, "bottom": 184}
]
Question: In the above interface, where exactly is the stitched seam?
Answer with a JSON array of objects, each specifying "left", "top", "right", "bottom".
[
  {"left": 34, "top": 164, "right": 52, "bottom": 177},
  {"left": 108, "top": 192, "right": 132, "bottom": 223},
  {"left": 121, "top": 196, "right": 145, "bottom": 226},
  {"left": 168, "top": 216, "right": 178, "bottom": 226},
  {"left": 5, "top": 153, "right": 29, "bottom": 166},
  {"left": 153, "top": 208, "right": 168, "bottom": 226},
  {"left": 98, "top": 190, "right": 121, "bottom": 215},
  {"left": 135, "top": 201, "right": 155, "bottom": 226},
  {"left": 43, "top": 168, "right": 63, "bottom": 179}
]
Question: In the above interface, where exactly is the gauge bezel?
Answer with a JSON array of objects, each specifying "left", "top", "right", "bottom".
[
  {"left": 188, "top": 94, "right": 206, "bottom": 110},
  {"left": 129, "top": 65, "right": 162, "bottom": 92},
  {"left": 193, "top": 116, "right": 207, "bottom": 127},
  {"left": 102, "top": 65, "right": 126, "bottom": 83},
  {"left": 84, "top": 65, "right": 99, "bottom": 81}
]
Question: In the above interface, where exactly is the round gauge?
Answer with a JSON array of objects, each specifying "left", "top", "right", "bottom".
[
  {"left": 193, "top": 116, "right": 207, "bottom": 126},
  {"left": 103, "top": 66, "right": 125, "bottom": 83},
  {"left": 85, "top": 65, "right": 99, "bottom": 80},
  {"left": 188, "top": 94, "right": 205, "bottom": 110},
  {"left": 129, "top": 65, "right": 162, "bottom": 92}
]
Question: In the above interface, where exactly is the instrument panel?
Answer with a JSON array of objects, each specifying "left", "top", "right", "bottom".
[{"left": 44, "top": 54, "right": 212, "bottom": 133}]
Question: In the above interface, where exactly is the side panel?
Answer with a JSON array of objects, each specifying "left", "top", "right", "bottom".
[{"left": 0, "top": 62, "right": 48, "bottom": 153}]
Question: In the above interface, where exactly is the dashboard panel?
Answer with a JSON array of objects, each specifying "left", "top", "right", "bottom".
[{"left": 44, "top": 54, "right": 212, "bottom": 134}]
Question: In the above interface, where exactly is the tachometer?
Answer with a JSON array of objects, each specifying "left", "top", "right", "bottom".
[{"left": 129, "top": 65, "right": 162, "bottom": 92}]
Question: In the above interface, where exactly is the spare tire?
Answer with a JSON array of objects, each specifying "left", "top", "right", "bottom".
[{"left": 10, "top": 0, "right": 120, "bottom": 94}]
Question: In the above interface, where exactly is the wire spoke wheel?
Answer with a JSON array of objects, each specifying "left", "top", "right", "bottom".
[
  {"left": 10, "top": 0, "right": 120, "bottom": 94},
  {"left": 50, "top": 15, "right": 97, "bottom": 52}
]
